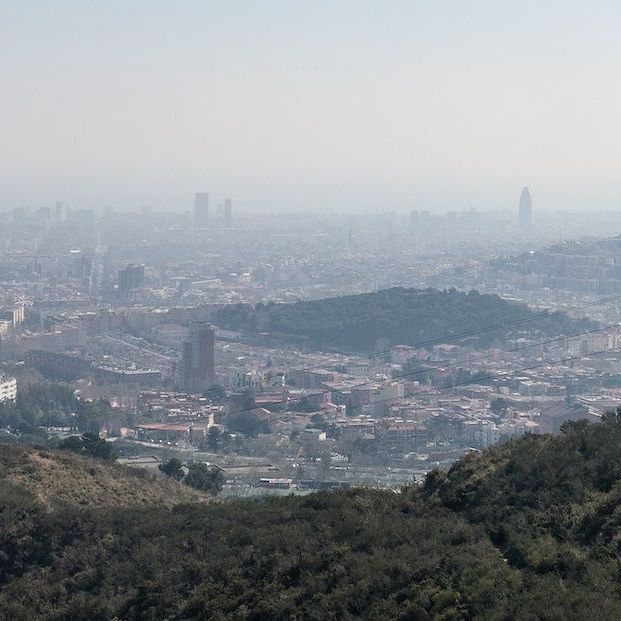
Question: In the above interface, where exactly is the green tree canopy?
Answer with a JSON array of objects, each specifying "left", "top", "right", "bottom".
[
  {"left": 159, "top": 458, "right": 185, "bottom": 480},
  {"left": 185, "top": 462, "right": 224, "bottom": 494},
  {"left": 216, "top": 287, "right": 595, "bottom": 353},
  {"left": 58, "top": 432, "right": 117, "bottom": 461}
]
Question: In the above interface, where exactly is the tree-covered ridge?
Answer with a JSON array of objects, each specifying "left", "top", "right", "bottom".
[
  {"left": 8, "top": 417, "right": 621, "bottom": 618},
  {"left": 0, "top": 474, "right": 523, "bottom": 620},
  {"left": 424, "top": 409, "right": 621, "bottom": 582},
  {"left": 216, "top": 287, "right": 595, "bottom": 352}
]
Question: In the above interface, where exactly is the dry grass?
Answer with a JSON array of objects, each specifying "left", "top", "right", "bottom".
[{"left": 0, "top": 445, "right": 208, "bottom": 511}]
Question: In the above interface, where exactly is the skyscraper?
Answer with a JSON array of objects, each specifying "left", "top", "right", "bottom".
[
  {"left": 118, "top": 264, "right": 145, "bottom": 293},
  {"left": 519, "top": 187, "right": 532, "bottom": 228},
  {"left": 194, "top": 192, "right": 209, "bottom": 226},
  {"left": 178, "top": 322, "right": 215, "bottom": 393},
  {"left": 54, "top": 201, "right": 67, "bottom": 225}
]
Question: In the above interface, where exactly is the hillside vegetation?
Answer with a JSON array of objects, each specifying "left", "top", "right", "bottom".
[
  {"left": 0, "top": 445, "right": 206, "bottom": 511},
  {"left": 216, "top": 287, "right": 595, "bottom": 352},
  {"left": 5, "top": 415, "right": 621, "bottom": 618},
  {"left": 0, "top": 383, "right": 131, "bottom": 437}
]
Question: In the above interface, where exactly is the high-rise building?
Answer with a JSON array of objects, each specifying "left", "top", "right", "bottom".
[
  {"left": 519, "top": 187, "right": 532, "bottom": 228},
  {"left": 118, "top": 264, "right": 145, "bottom": 293},
  {"left": 194, "top": 192, "right": 209, "bottom": 226},
  {"left": 178, "top": 322, "right": 215, "bottom": 393},
  {"left": 54, "top": 201, "right": 67, "bottom": 225},
  {"left": 224, "top": 197, "right": 232, "bottom": 226}
]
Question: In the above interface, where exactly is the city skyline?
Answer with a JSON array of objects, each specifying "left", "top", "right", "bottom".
[
  {"left": 2, "top": 3, "right": 621, "bottom": 616},
  {"left": 10, "top": 187, "right": 621, "bottom": 217},
  {"left": 2, "top": 2, "right": 621, "bottom": 213}
]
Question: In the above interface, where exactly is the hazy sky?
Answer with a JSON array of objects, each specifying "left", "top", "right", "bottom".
[{"left": 2, "top": 1, "right": 621, "bottom": 213}]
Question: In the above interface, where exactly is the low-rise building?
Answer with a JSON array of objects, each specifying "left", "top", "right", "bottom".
[
  {"left": 463, "top": 420, "right": 501, "bottom": 449},
  {"left": 539, "top": 402, "right": 600, "bottom": 434},
  {"left": 376, "top": 419, "right": 427, "bottom": 453}
]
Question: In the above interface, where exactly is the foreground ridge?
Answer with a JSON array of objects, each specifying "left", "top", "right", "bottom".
[{"left": 4, "top": 414, "right": 621, "bottom": 619}]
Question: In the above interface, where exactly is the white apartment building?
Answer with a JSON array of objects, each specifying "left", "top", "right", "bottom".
[{"left": 0, "top": 375, "right": 17, "bottom": 403}]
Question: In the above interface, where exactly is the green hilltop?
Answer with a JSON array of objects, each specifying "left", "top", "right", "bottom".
[
  {"left": 216, "top": 287, "right": 595, "bottom": 352},
  {"left": 4, "top": 414, "right": 621, "bottom": 618}
]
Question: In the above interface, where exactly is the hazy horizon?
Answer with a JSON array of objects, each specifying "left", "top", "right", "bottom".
[{"left": 3, "top": 1, "right": 621, "bottom": 213}]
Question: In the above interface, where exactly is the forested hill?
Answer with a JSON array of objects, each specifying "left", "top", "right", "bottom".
[
  {"left": 7, "top": 415, "right": 621, "bottom": 618},
  {"left": 216, "top": 287, "right": 595, "bottom": 352}
]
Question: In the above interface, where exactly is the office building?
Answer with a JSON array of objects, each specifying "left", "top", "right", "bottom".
[
  {"left": 178, "top": 322, "right": 215, "bottom": 393},
  {"left": 54, "top": 201, "right": 67, "bottom": 225},
  {"left": 118, "top": 264, "right": 145, "bottom": 293},
  {"left": 194, "top": 192, "right": 209, "bottom": 226}
]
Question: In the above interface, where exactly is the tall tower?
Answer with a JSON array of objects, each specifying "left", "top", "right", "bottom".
[
  {"left": 519, "top": 187, "right": 532, "bottom": 228},
  {"left": 179, "top": 322, "right": 215, "bottom": 393},
  {"left": 118, "top": 264, "right": 145, "bottom": 293},
  {"left": 54, "top": 201, "right": 67, "bottom": 225},
  {"left": 194, "top": 192, "right": 209, "bottom": 226}
]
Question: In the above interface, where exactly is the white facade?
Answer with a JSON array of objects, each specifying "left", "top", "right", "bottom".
[{"left": 0, "top": 376, "right": 17, "bottom": 403}]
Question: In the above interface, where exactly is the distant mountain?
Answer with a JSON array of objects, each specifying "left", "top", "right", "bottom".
[
  {"left": 5, "top": 415, "right": 621, "bottom": 618},
  {"left": 216, "top": 287, "right": 596, "bottom": 352}
]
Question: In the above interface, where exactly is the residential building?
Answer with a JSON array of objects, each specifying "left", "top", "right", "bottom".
[
  {"left": 178, "top": 322, "right": 215, "bottom": 393},
  {"left": 0, "top": 375, "right": 17, "bottom": 403}
]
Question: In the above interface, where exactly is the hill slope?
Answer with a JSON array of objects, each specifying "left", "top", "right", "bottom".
[
  {"left": 0, "top": 445, "right": 206, "bottom": 510},
  {"left": 5, "top": 417, "right": 621, "bottom": 618},
  {"left": 425, "top": 410, "right": 621, "bottom": 578},
  {"left": 216, "top": 287, "right": 595, "bottom": 352}
]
